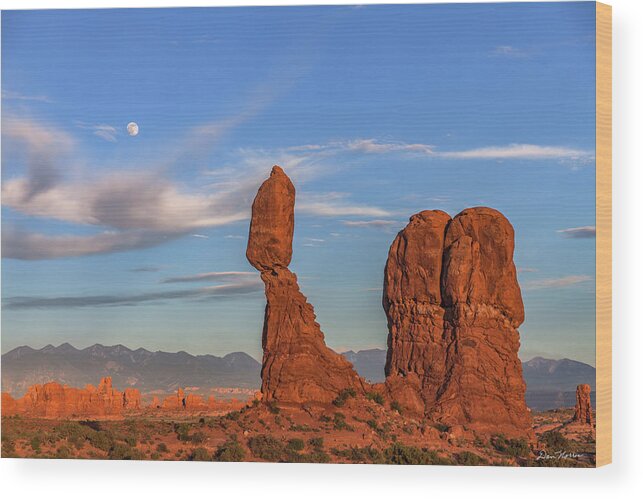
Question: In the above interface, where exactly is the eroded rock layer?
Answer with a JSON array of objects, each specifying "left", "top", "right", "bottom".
[
  {"left": 247, "top": 166, "right": 365, "bottom": 404},
  {"left": 0, "top": 377, "right": 139, "bottom": 418},
  {"left": 384, "top": 207, "right": 531, "bottom": 435}
]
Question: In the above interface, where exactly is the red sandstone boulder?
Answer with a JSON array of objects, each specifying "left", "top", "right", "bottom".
[
  {"left": 123, "top": 388, "right": 141, "bottom": 410},
  {"left": 247, "top": 166, "right": 366, "bottom": 404},
  {"left": 573, "top": 384, "right": 594, "bottom": 425}
]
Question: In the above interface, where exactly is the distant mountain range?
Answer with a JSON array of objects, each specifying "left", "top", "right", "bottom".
[
  {"left": 1, "top": 344, "right": 595, "bottom": 411},
  {"left": 1, "top": 343, "right": 261, "bottom": 397}
]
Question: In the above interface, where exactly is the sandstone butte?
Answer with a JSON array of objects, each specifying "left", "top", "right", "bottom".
[
  {"left": 573, "top": 383, "right": 594, "bottom": 425},
  {"left": 1, "top": 379, "right": 248, "bottom": 418},
  {"left": 246, "top": 166, "right": 366, "bottom": 404},
  {"left": 383, "top": 208, "right": 533, "bottom": 437},
  {"left": 1, "top": 377, "right": 138, "bottom": 418}
]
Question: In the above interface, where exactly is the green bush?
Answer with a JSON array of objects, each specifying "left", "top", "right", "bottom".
[
  {"left": 366, "top": 392, "right": 385, "bottom": 405},
  {"left": 332, "top": 388, "right": 357, "bottom": 407},
  {"left": 30, "top": 435, "right": 42, "bottom": 452},
  {"left": 308, "top": 437, "right": 324, "bottom": 450},
  {"left": 156, "top": 442, "right": 168, "bottom": 453},
  {"left": 383, "top": 443, "right": 453, "bottom": 465},
  {"left": 248, "top": 435, "right": 285, "bottom": 462},
  {"left": 189, "top": 447, "right": 211, "bottom": 461},
  {"left": 108, "top": 443, "right": 143, "bottom": 460},
  {"left": 432, "top": 423, "right": 450, "bottom": 433},
  {"left": 390, "top": 401, "right": 403, "bottom": 414},
  {"left": 55, "top": 445, "right": 72, "bottom": 459},
  {"left": 491, "top": 434, "right": 530, "bottom": 458},
  {"left": 214, "top": 435, "right": 246, "bottom": 462},
  {"left": 287, "top": 438, "right": 305, "bottom": 452},
  {"left": 87, "top": 430, "right": 113, "bottom": 452},
  {"left": 332, "top": 446, "right": 383, "bottom": 464},
  {"left": 540, "top": 431, "right": 570, "bottom": 451},
  {"left": 455, "top": 451, "right": 488, "bottom": 466},
  {"left": 333, "top": 412, "right": 353, "bottom": 431}
]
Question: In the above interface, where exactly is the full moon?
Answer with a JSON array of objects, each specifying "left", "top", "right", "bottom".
[{"left": 127, "top": 122, "right": 139, "bottom": 136}]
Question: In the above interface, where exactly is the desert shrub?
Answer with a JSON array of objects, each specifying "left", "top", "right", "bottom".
[
  {"left": 214, "top": 435, "right": 246, "bottom": 462},
  {"left": 1, "top": 437, "right": 16, "bottom": 457},
  {"left": 319, "top": 414, "right": 331, "bottom": 423},
  {"left": 432, "top": 423, "right": 450, "bottom": 433},
  {"left": 87, "top": 430, "right": 113, "bottom": 452},
  {"left": 332, "top": 388, "right": 357, "bottom": 407},
  {"left": 189, "top": 447, "right": 211, "bottom": 461},
  {"left": 55, "top": 445, "right": 72, "bottom": 459},
  {"left": 156, "top": 442, "right": 168, "bottom": 453},
  {"left": 30, "top": 435, "right": 42, "bottom": 452},
  {"left": 287, "top": 438, "right": 305, "bottom": 452},
  {"left": 225, "top": 411, "right": 241, "bottom": 421},
  {"left": 248, "top": 435, "right": 285, "bottom": 462},
  {"left": 308, "top": 437, "right": 324, "bottom": 450},
  {"left": 108, "top": 443, "right": 143, "bottom": 460},
  {"left": 366, "top": 392, "right": 385, "bottom": 405},
  {"left": 390, "top": 401, "right": 403, "bottom": 414},
  {"left": 150, "top": 452, "right": 161, "bottom": 460},
  {"left": 173, "top": 423, "right": 191, "bottom": 442},
  {"left": 124, "top": 435, "right": 137, "bottom": 447},
  {"left": 540, "top": 431, "right": 570, "bottom": 451},
  {"left": 383, "top": 443, "right": 453, "bottom": 465},
  {"left": 455, "top": 451, "right": 488, "bottom": 466},
  {"left": 190, "top": 431, "right": 207, "bottom": 444},
  {"left": 332, "top": 446, "right": 383, "bottom": 464},
  {"left": 366, "top": 419, "right": 379, "bottom": 430},
  {"left": 333, "top": 412, "right": 353, "bottom": 431},
  {"left": 491, "top": 434, "right": 530, "bottom": 458}
]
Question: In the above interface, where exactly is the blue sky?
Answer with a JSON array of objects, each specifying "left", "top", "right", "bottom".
[{"left": 1, "top": 3, "right": 597, "bottom": 365}]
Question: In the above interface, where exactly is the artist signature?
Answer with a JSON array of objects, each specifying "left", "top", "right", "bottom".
[{"left": 536, "top": 450, "right": 586, "bottom": 461}]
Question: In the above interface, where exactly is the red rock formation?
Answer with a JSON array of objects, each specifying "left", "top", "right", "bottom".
[
  {"left": 123, "top": 388, "right": 141, "bottom": 410},
  {"left": 383, "top": 210, "right": 451, "bottom": 414},
  {"left": 161, "top": 388, "right": 186, "bottom": 410},
  {"left": 383, "top": 207, "right": 531, "bottom": 436},
  {"left": 573, "top": 384, "right": 594, "bottom": 425},
  {"left": 247, "top": 166, "right": 366, "bottom": 404},
  {"left": 185, "top": 394, "right": 208, "bottom": 411},
  {"left": 149, "top": 396, "right": 161, "bottom": 408},
  {"left": 1, "top": 377, "right": 141, "bottom": 418}
]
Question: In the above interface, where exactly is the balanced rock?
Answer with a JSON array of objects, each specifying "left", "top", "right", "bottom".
[
  {"left": 573, "top": 384, "right": 594, "bottom": 425},
  {"left": 383, "top": 207, "right": 531, "bottom": 436},
  {"left": 247, "top": 166, "right": 366, "bottom": 404}
]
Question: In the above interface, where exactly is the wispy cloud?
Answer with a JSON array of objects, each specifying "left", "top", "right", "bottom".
[
  {"left": 557, "top": 226, "right": 596, "bottom": 239},
  {"left": 3, "top": 281, "right": 262, "bottom": 310},
  {"left": 346, "top": 139, "right": 434, "bottom": 155},
  {"left": 298, "top": 192, "right": 391, "bottom": 217},
  {"left": 341, "top": 220, "right": 399, "bottom": 229},
  {"left": 161, "top": 271, "right": 257, "bottom": 284},
  {"left": 517, "top": 267, "right": 538, "bottom": 273},
  {"left": 2, "top": 90, "right": 53, "bottom": 103},
  {"left": 191, "top": 234, "right": 209, "bottom": 239},
  {"left": 439, "top": 144, "right": 593, "bottom": 160},
  {"left": 522, "top": 275, "right": 592, "bottom": 291}
]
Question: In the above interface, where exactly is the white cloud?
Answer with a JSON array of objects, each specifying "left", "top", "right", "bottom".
[
  {"left": 297, "top": 192, "right": 391, "bottom": 217},
  {"left": 522, "top": 275, "right": 592, "bottom": 291},
  {"left": 346, "top": 139, "right": 434, "bottom": 155},
  {"left": 439, "top": 144, "right": 593, "bottom": 160},
  {"left": 341, "top": 220, "right": 399, "bottom": 229},
  {"left": 557, "top": 226, "right": 596, "bottom": 239}
]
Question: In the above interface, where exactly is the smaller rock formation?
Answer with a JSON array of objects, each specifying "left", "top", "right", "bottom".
[
  {"left": 573, "top": 384, "right": 594, "bottom": 425},
  {"left": 247, "top": 166, "right": 366, "bottom": 404},
  {"left": 1, "top": 377, "right": 141, "bottom": 417},
  {"left": 123, "top": 388, "right": 141, "bottom": 410}
]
